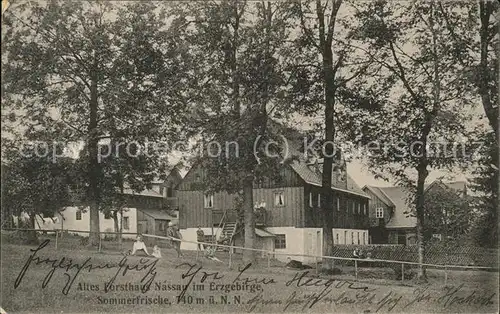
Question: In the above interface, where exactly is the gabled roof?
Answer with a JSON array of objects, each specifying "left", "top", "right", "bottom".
[
  {"left": 377, "top": 186, "right": 416, "bottom": 229},
  {"left": 365, "top": 180, "right": 467, "bottom": 229},
  {"left": 424, "top": 180, "right": 467, "bottom": 193},
  {"left": 176, "top": 118, "right": 369, "bottom": 198},
  {"left": 289, "top": 160, "right": 370, "bottom": 198},
  {"left": 363, "top": 185, "right": 394, "bottom": 207},
  {"left": 444, "top": 181, "right": 467, "bottom": 192},
  {"left": 152, "top": 166, "right": 184, "bottom": 184}
]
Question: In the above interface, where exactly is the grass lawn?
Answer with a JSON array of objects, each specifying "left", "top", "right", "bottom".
[{"left": 1, "top": 237, "right": 498, "bottom": 313}]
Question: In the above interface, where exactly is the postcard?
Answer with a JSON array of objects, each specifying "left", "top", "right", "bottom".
[{"left": 1, "top": 0, "right": 498, "bottom": 313}]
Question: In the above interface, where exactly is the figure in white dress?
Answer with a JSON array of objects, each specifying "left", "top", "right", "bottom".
[{"left": 131, "top": 235, "right": 150, "bottom": 256}]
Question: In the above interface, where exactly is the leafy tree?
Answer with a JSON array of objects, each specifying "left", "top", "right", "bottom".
[
  {"left": 344, "top": 0, "right": 476, "bottom": 281},
  {"left": 423, "top": 183, "right": 473, "bottom": 242},
  {"left": 283, "top": 0, "right": 379, "bottom": 269},
  {"left": 1, "top": 142, "right": 75, "bottom": 243},
  {"left": 2, "top": 1, "right": 189, "bottom": 245},
  {"left": 444, "top": 0, "right": 498, "bottom": 247},
  {"left": 470, "top": 129, "right": 498, "bottom": 247},
  {"left": 431, "top": 0, "right": 498, "bottom": 247},
  {"left": 170, "top": 0, "right": 294, "bottom": 262}
]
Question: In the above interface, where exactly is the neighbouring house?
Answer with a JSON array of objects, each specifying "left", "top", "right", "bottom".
[
  {"left": 177, "top": 127, "right": 370, "bottom": 263},
  {"left": 35, "top": 168, "right": 183, "bottom": 238},
  {"left": 363, "top": 180, "right": 467, "bottom": 245},
  {"left": 35, "top": 206, "right": 139, "bottom": 239}
]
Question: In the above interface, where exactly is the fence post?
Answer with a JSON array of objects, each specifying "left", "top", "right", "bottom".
[
  {"left": 444, "top": 266, "right": 448, "bottom": 286},
  {"left": 401, "top": 263, "right": 404, "bottom": 283},
  {"left": 55, "top": 230, "right": 58, "bottom": 250},
  {"left": 355, "top": 259, "right": 358, "bottom": 280},
  {"left": 98, "top": 233, "right": 102, "bottom": 252},
  {"left": 267, "top": 252, "right": 270, "bottom": 269},
  {"left": 315, "top": 257, "right": 318, "bottom": 275},
  {"left": 229, "top": 247, "right": 232, "bottom": 270}
]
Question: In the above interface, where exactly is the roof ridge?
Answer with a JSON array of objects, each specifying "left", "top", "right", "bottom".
[
  {"left": 363, "top": 185, "right": 392, "bottom": 207},
  {"left": 376, "top": 186, "right": 397, "bottom": 207}
]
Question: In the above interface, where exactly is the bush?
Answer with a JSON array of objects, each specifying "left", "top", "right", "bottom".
[
  {"left": 392, "top": 264, "right": 416, "bottom": 280},
  {"left": 2, "top": 230, "right": 39, "bottom": 245}
]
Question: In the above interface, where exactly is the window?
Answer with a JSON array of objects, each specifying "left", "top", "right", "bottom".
[
  {"left": 353, "top": 201, "right": 356, "bottom": 213},
  {"left": 336, "top": 233, "right": 339, "bottom": 244},
  {"left": 275, "top": 234, "right": 286, "bottom": 249},
  {"left": 159, "top": 186, "right": 164, "bottom": 196},
  {"left": 376, "top": 208, "right": 384, "bottom": 218},
  {"left": 358, "top": 203, "right": 361, "bottom": 214},
  {"left": 432, "top": 234, "right": 442, "bottom": 241},
  {"left": 167, "top": 185, "right": 173, "bottom": 197},
  {"left": 274, "top": 192, "right": 285, "bottom": 207},
  {"left": 123, "top": 217, "right": 130, "bottom": 230},
  {"left": 351, "top": 232, "right": 355, "bottom": 244},
  {"left": 104, "top": 212, "right": 111, "bottom": 219},
  {"left": 317, "top": 193, "right": 321, "bottom": 207},
  {"left": 76, "top": 210, "right": 82, "bottom": 220},
  {"left": 309, "top": 192, "right": 313, "bottom": 207},
  {"left": 364, "top": 203, "right": 367, "bottom": 215},
  {"left": 357, "top": 232, "right": 360, "bottom": 244},
  {"left": 363, "top": 232, "right": 366, "bottom": 244},
  {"left": 344, "top": 230, "right": 348, "bottom": 244},
  {"left": 204, "top": 193, "right": 214, "bottom": 208},
  {"left": 337, "top": 197, "right": 340, "bottom": 211}
]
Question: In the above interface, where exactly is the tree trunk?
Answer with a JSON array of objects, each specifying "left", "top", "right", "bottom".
[
  {"left": 415, "top": 165, "right": 428, "bottom": 282},
  {"left": 113, "top": 210, "right": 120, "bottom": 241},
  {"left": 119, "top": 208, "right": 123, "bottom": 246},
  {"left": 320, "top": 83, "right": 336, "bottom": 270},
  {"left": 478, "top": 1, "right": 498, "bottom": 140},
  {"left": 318, "top": 0, "right": 339, "bottom": 270},
  {"left": 88, "top": 61, "right": 100, "bottom": 247},
  {"left": 27, "top": 213, "right": 38, "bottom": 244},
  {"left": 242, "top": 177, "right": 256, "bottom": 263}
]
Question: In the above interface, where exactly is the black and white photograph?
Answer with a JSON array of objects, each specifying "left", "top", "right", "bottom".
[{"left": 1, "top": 0, "right": 499, "bottom": 313}]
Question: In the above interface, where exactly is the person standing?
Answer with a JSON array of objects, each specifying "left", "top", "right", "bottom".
[
  {"left": 172, "top": 223, "right": 183, "bottom": 257},
  {"left": 196, "top": 226, "right": 205, "bottom": 251},
  {"left": 165, "top": 222, "right": 175, "bottom": 249}
]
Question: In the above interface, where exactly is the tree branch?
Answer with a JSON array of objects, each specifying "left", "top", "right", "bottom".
[{"left": 298, "top": 2, "right": 320, "bottom": 50}]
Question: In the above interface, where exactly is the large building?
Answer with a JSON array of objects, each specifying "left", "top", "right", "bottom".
[{"left": 177, "top": 128, "right": 370, "bottom": 263}]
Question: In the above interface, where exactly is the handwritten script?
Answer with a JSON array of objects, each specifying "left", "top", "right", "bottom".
[
  {"left": 12, "top": 241, "right": 497, "bottom": 313},
  {"left": 14, "top": 239, "right": 158, "bottom": 295}
]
